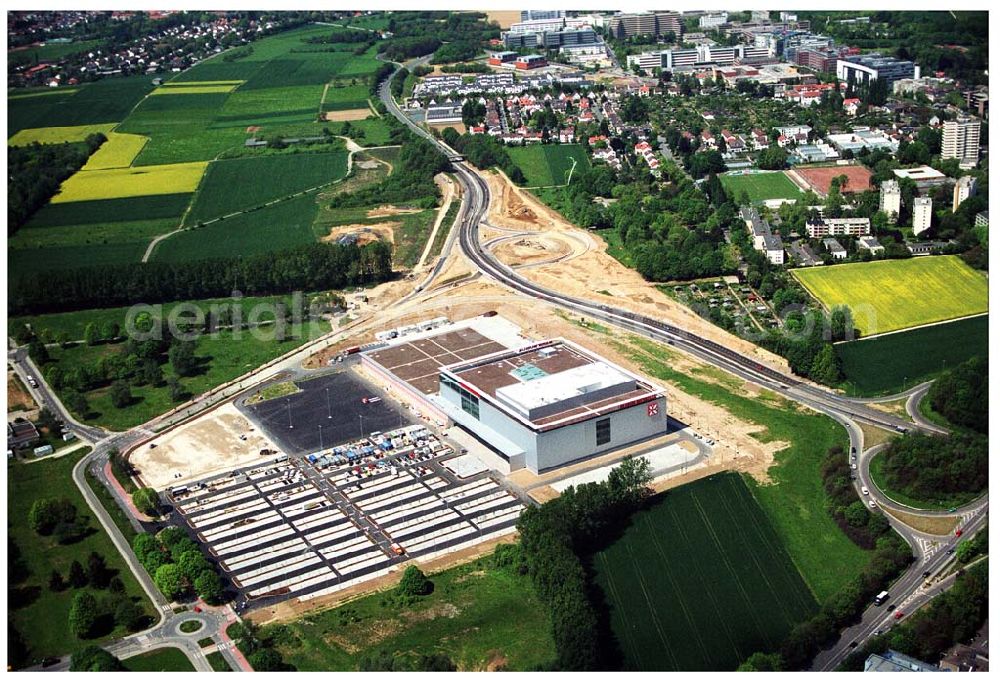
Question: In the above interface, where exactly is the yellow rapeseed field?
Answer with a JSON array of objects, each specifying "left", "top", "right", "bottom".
[
  {"left": 81, "top": 132, "right": 149, "bottom": 170},
  {"left": 161, "top": 80, "right": 244, "bottom": 86},
  {"left": 51, "top": 161, "right": 208, "bottom": 203},
  {"left": 8, "top": 123, "right": 116, "bottom": 146},
  {"left": 791, "top": 255, "right": 988, "bottom": 336},
  {"left": 151, "top": 80, "right": 244, "bottom": 95}
]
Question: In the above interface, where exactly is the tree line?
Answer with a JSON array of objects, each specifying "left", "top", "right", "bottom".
[
  {"left": 10, "top": 241, "right": 393, "bottom": 316},
  {"left": 8, "top": 133, "right": 106, "bottom": 235},
  {"left": 515, "top": 457, "right": 654, "bottom": 670},
  {"left": 440, "top": 129, "right": 526, "bottom": 185}
]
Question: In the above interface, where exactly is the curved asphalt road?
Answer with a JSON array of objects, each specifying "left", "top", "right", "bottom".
[{"left": 374, "top": 63, "right": 988, "bottom": 671}]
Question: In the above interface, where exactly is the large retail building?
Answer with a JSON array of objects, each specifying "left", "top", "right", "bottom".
[{"left": 361, "top": 316, "right": 667, "bottom": 473}]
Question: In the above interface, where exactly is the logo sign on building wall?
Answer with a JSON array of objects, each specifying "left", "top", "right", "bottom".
[{"left": 647, "top": 402, "right": 659, "bottom": 417}]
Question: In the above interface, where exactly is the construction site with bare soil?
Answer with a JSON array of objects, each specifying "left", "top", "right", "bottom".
[{"left": 121, "top": 161, "right": 804, "bottom": 622}]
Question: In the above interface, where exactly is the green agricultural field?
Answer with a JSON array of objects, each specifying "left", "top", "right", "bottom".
[
  {"left": 49, "top": 320, "right": 329, "bottom": 431},
  {"left": 9, "top": 217, "right": 178, "bottom": 258},
  {"left": 112, "top": 26, "right": 382, "bottom": 166},
  {"left": 154, "top": 192, "right": 320, "bottom": 262},
  {"left": 266, "top": 555, "right": 557, "bottom": 671},
  {"left": 594, "top": 473, "right": 818, "bottom": 671},
  {"left": 508, "top": 144, "right": 590, "bottom": 186},
  {"left": 185, "top": 150, "right": 348, "bottom": 225},
  {"left": 610, "top": 334, "right": 866, "bottom": 602},
  {"left": 122, "top": 647, "right": 196, "bottom": 672},
  {"left": 27, "top": 193, "right": 193, "bottom": 227},
  {"left": 8, "top": 241, "right": 158, "bottom": 279},
  {"left": 321, "top": 81, "right": 372, "bottom": 111},
  {"left": 8, "top": 449, "right": 156, "bottom": 665},
  {"left": 720, "top": 171, "right": 802, "bottom": 203},
  {"left": 7, "top": 75, "right": 157, "bottom": 135},
  {"left": 9, "top": 292, "right": 308, "bottom": 342},
  {"left": 836, "top": 315, "right": 989, "bottom": 396},
  {"left": 792, "top": 256, "right": 988, "bottom": 336}
]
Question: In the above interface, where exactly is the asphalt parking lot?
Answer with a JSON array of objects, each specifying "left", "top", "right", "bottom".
[
  {"left": 238, "top": 371, "right": 412, "bottom": 455},
  {"left": 165, "top": 425, "right": 525, "bottom": 610}
]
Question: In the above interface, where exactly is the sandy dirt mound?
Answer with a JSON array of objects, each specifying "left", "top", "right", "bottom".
[
  {"left": 479, "top": 168, "right": 789, "bottom": 371},
  {"left": 7, "top": 370, "right": 36, "bottom": 413},
  {"left": 492, "top": 235, "right": 572, "bottom": 267},
  {"left": 320, "top": 221, "right": 399, "bottom": 245},
  {"left": 130, "top": 403, "right": 280, "bottom": 490},
  {"left": 324, "top": 109, "right": 371, "bottom": 122},
  {"left": 367, "top": 205, "right": 423, "bottom": 218}
]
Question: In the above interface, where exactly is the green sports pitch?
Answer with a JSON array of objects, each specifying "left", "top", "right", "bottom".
[
  {"left": 720, "top": 171, "right": 802, "bottom": 202},
  {"left": 792, "top": 255, "right": 988, "bottom": 336},
  {"left": 594, "top": 473, "right": 818, "bottom": 671}
]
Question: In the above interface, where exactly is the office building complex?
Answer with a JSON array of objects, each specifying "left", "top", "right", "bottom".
[
  {"left": 608, "top": 11, "right": 682, "bottom": 39},
  {"left": 836, "top": 54, "right": 918, "bottom": 86}
]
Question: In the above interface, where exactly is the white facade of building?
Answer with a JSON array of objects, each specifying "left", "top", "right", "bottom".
[
  {"left": 879, "top": 180, "right": 901, "bottom": 223},
  {"left": 699, "top": 12, "right": 728, "bottom": 29},
  {"left": 953, "top": 175, "right": 977, "bottom": 212},
  {"left": 942, "top": 118, "right": 981, "bottom": 167},
  {"left": 913, "top": 196, "right": 933, "bottom": 235}
]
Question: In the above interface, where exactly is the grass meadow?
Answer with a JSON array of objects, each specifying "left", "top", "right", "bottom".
[
  {"left": 122, "top": 647, "right": 196, "bottom": 671},
  {"left": 48, "top": 319, "right": 329, "bottom": 431},
  {"left": 8, "top": 449, "right": 156, "bottom": 665},
  {"left": 792, "top": 255, "right": 988, "bottom": 336},
  {"left": 594, "top": 473, "right": 818, "bottom": 671},
  {"left": 508, "top": 144, "right": 590, "bottom": 186},
  {"left": 267, "top": 554, "right": 557, "bottom": 671}
]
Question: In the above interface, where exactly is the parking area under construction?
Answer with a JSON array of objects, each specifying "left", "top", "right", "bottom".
[
  {"left": 165, "top": 424, "right": 525, "bottom": 609},
  {"left": 238, "top": 371, "right": 412, "bottom": 455},
  {"left": 363, "top": 327, "right": 508, "bottom": 395}
]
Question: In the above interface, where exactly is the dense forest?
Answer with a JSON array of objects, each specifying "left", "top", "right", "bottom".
[
  {"left": 10, "top": 241, "right": 393, "bottom": 315},
  {"left": 880, "top": 432, "right": 988, "bottom": 503},
  {"left": 8, "top": 134, "right": 106, "bottom": 235},
  {"left": 928, "top": 356, "right": 988, "bottom": 433},
  {"left": 374, "top": 11, "right": 498, "bottom": 65}
]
